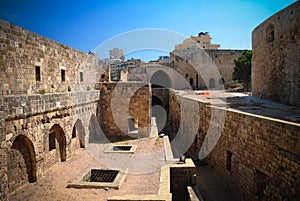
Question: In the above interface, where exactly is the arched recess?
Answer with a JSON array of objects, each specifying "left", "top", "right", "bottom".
[
  {"left": 8, "top": 135, "right": 37, "bottom": 192},
  {"left": 49, "top": 124, "right": 67, "bottom": 162},
  {"left": 72, "top": 119, "right": 85, "bottom": 148},
  {"left": 150, "top": 70, "right": 172, "bottom": 88}
]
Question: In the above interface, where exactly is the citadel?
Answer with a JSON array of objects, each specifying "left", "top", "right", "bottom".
[{"left": 0, "top": 2, "right": 299, "bottom": 201}]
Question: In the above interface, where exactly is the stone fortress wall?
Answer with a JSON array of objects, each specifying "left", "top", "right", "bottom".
[
  {"left": 170, "top": 49, "right": 244, "bottom": 89},
  {"left": 1, "top": 2, "right": 300, "bottom": 200},
  {"left": 96, "top": 82, "right": 151, "bottom": 138},
  {"left": 252, "top": 1, "right": 300, "bottom": 106},
  {"left": 0, "top": 19, "right": 105, "bottom": 199},
  {"left": 167, "top": 91, "right": 300, "bottom": 201},
  {"left": 0, "top": 20, "right": 100, "bottom": 95},
  {"left": 0, "top": 90, "right": 100, "bottom": 198}
]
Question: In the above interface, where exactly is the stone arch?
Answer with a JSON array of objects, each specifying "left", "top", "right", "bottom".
[
  {"left": 49, "top": 124, "right": 67, "bottom": 162},
  {"left": 150, "top": 70, "right": 172, "bottom": 88},
  {"left": 8, "top": 135, "right": 37, "bottom": 192},
  {"left": 72, "top": 119, "right": 85, "bottom": 148},
  {"left": 209, "top": 78, "right": 216, "bottom": 89}
]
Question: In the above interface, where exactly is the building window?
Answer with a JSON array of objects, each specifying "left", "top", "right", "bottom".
[
  {"left": 189, "top": 78, "right": 194, "bottom": 86},
  {"left": 101, "top": 74, "right": 105, "bottom": 79},
  {"left": 185, "top": 74, "right": 188, "bottom": 78},
  {"left": 80, "top": 72, "right": 83, "bottom": 82},
  {"left": 35, "top": 66, "right": 41, "bottom": 82},
  {"left": 266, "top": 24, "right": 274, "bottom": 43},
  {"left": 226, "top": 151, "right": 232, "bottom": 171},
  {"left": 49, "top": 132, "right": 56, "bottom": 151},
  {"left": 61, "top": 69, "right": 66, "bottom": 82}
]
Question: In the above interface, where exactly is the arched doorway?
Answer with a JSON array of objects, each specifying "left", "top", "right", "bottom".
[
  {"left": 72, "top": 120, "right": 85, "bottom": 148},
  {"left": 209, "top": 78, "right": 216, "bottom": 89},
  {"left": 150, "top": 70, "right": 172, "bottom": 88},
  {"left": 49, "top": 124, "right": 66, "bottom": 162},
  {"left": 8, "top": 135, "right": 37, "bottom": 192}
]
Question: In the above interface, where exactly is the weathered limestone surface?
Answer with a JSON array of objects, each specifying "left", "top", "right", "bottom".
[
  {"left": 0, "top": 19, "right": 102, "bottom": 200},
  {"left": 0, "top": 19, "right": 101, "bottom": 95},
  {"left": 170, "top": 49, "right": 244, "bottom": 89},
  {"left": 96, "top": 82, "right": 151, "bottom": 137},
  {"left": 167, "top": 91, "right": 300, "bottom": 201},
  {"left": 1, "top": 91, "right": 99, "bottom": 198},
  {"left": 252, "top": 1, "right": 300, "bottom": 106}
]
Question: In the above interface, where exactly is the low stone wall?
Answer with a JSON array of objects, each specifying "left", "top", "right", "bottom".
[{"left": 168, "top": 91, "right": 300, "bottom": 201}]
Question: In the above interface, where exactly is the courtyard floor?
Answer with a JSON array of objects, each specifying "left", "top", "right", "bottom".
[{"left": 9, "top": 137, "right": 164, "bottom": 201}]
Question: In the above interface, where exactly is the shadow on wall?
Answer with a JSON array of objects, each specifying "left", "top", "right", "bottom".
[
  {"left": 72, "top": 119, "right": 85, "bottom": 148},
  {"left": 89, "top": 114, "right": 109, "bottom": 143}
]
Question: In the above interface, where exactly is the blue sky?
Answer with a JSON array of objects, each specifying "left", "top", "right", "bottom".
[{"left": 0, "top": 0, "right": 297, "bottom": 61}]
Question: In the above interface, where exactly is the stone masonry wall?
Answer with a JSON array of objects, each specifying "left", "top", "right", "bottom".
[
  {"left": 168, "top": 92, "right": 300, "bottom": 201},
  {"left": 96, "top": 82, "right": 150, "bottom": 138},
  {"left": 252, "top": 1, "right": 300, "bottom": 106},
  {"left": 170, "top": 49, "right": 244, "bottom": 89},
  {"left": 0, "top": 19, "right": 101, "bottom": 95},
  {"left": 0, "top": 90, "right": 100, "bottom": 199}
]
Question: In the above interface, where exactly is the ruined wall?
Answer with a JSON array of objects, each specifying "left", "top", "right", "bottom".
[
  {"left": 252, "top": 1, "right": 300, "bottom": 106},
  {"left": 168, "top": 92, "right": 300, "bottom": 201},
  {"left": 96, "top": 82, "right": 150, "bottom": 138},
  {"left": 170, "top": 49, "right": 244, "bottom": 89},
  {"left": 0, "top": 19, "right": 101, "bottom": 95},
  {"left": 0, "top": 90, "right": 99, "bottom": 199}
]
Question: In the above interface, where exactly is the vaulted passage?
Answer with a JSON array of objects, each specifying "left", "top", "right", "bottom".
[{"left": 7, "top": 135, "right": 37, "bottom": 192}]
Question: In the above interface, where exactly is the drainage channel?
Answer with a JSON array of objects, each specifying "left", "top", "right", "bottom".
[{"left": 89, "top": 169, "right": 118, "bottom": 182}]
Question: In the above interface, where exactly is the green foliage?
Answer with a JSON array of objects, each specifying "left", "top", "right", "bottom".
[
  {"left": 232, "top": 50, "right": 252, "bottom": 91},
  {"left": 67, "top": 85, "right": 71, "bottom": 92},
  {"left": 39, "top": 89, "right": 46, "bottom": 95},
  {"left": 87, "top": 86, "right": 91, "bottom": 91}
]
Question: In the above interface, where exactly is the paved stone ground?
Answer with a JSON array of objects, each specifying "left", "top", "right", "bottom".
[
  {"left": 9, "top": 137, "right": 164, "bottom": 201},
  {"left": 196, "top": 166, "right": 241, "bottom": 201}
]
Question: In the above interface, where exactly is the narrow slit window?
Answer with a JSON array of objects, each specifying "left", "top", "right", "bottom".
[
  {"left": 80, "top": 72, "right": 83, "bottom": 82},
  {"left": 226, "top": 151, "right": 232, "bottom": 171},
  {"left": 61, "top": 69, "right": 66, "bottom": 82},
  {"left": 36, "top": 66, "right": 41, "bottom": 82}
]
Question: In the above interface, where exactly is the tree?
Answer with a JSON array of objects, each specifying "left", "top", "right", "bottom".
[{"left": 232, "top": 50, "right": 252, "bottom": 91}]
